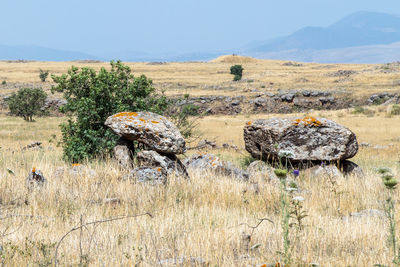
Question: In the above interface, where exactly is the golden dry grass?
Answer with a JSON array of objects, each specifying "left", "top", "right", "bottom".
[
  {"left": 0, "top": 57, "right": 399, "bottom": 97},
  {"left": 0, "top": 109, "right": 399, "bottom": 266}
]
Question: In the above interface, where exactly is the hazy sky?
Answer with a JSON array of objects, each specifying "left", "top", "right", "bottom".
[{"left": 1, "top": 0, "right": 400, "bottom": 54}]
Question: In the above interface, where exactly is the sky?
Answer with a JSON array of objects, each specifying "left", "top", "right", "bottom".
[{"left": 1, "top": 0, "right": 400, "bottom": 55}]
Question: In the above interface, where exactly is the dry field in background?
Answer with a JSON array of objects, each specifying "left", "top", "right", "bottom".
[
  {"left": 0, "top": 107, "right": 399, "bottom": 266},
  {"left": 0, "top": 55, "right": 400, "bottom": 98}
]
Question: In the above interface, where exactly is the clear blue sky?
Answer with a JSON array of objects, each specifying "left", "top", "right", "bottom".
[{"left": 1, "top": 0, "right": 400, "bottom": 54}]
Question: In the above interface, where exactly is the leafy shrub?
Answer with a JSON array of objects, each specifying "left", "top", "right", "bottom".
[
  {"left": 51, "top": 61, "right": 168, "bottom": 162},
  {"left": 39, "top": 69, "right": 49, "bottom": 82},
  {"left": 6, "top": 87, "right": 47, "bottom": 121},
  {"left": 230, "top": 65, "right": 243, "bottom": 81},
  {"left": 1, "top": 80, "right": 6, "bottom": 85},
  {"left": 390, "top": 104, "right": 400, "bottom": 115}
]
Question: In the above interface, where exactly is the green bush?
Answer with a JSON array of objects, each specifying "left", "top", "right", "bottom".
[
  {"left": 39, "top": 69, "right": 49, "bottom": 82},
  {"left": 1, "top": 80, "right": 6, "bottom": 85},
  {"left": 51, "top": 61, "right": 168, "bottom": 162},
  {"left": 391, "top": 104, "right": 400, "bottom": 115},
  {"left": 6, "top": 87, "right": 47, "bottom": 121},
  {"left": 230, "top": 65, "right": 243, "bottom": 81}
]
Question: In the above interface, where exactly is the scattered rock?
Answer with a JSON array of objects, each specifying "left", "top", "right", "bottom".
[
  {"left": 306, "top": 164, "right": 342, "bottom": 179},
  {"left": 136, "top": 150, "right": 189, "bottom": 178},
  {"left": 282, "top": 61, "right": 303, "bottom": 67},
  {"left": 360, "top": 142, "right": 371, "bottom": 147},
  {"left": 22, "top": 142, "right": 42, "bottom": 150},
  {"left": 127, "top": 167, "right": 166, "bottom": 185},
  {"left": 222, "top": 143, "right": 238, "bottom": 150},
  {"left": 26, "top": 168, "right": 46, "bottom": 189},
  {"left": 244, "top": 117, "right": 358, "bottom": 162},
  {"left": 113, "top": 138, "right": 134, "bottom": 169},
  {"left": 328, "top": 70, "right": 356, "bottom": 77},
  {"left": 246, "top": 160, "right": 277, "bottom": 182},
  {"left": 105, "top": 111, "right": 186, "bottom": 154},
  {"left": 53, "top": 165, "right": 96, "bottom": 179},
  {"left": 196, "top": 139, "right": 217, "bottom": 149},
  {"left": 183, "top": 152, "right": 249, "bottom": 180},
  {"left": 339, "top": 160, "right": 364, "bottom": 177}
]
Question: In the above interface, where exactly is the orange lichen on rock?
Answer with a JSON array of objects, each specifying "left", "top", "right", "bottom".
[
  {"left": 247, "top": 121, "right": 252, "bottom": 126},
  {"left": 113, "top": 112, "right": 138, "bottom": 118},
  {"left": 293, "top": 116, "right": 322, "bottom": 127},
  {"left": 72, "top": 163, "right": 81, "bottom": 167},
  {"left": 32, "top": 167, "right": 36, "bottom": 173},
  {"left": 151, "top": 120, "right": 159, "bottom": 124},
  {"left": 157, "top": 167, "right": 161, "bottom": 172},
  {"left": 139, "top": 118, "right": 147, "bottom": 123}
]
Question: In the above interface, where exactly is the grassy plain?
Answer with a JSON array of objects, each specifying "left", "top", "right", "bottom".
[
  {"left": 0, "top": 55, "right": 400, "bottom": 98},
  {"left": 0, "top": 57, "right": 400, "bottom": 266}
]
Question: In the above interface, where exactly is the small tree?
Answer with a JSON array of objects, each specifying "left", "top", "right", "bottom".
[
  {"left": 39, "top": 69, "right": 49, "bottom": 82},
  {"left": 230, "top": 65, "right": 243, "bottom": 81},
  {"left": 6, "top": 88, "right": 47, "bottom": 121},
  {"left": 51, "top": 61, "right": 168, "bottom": 162}
]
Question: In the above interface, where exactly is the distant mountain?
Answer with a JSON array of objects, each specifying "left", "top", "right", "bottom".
[
  {"left": 244, "top": 11, "right": 400, "bottom": 63},
  {"left": 249, "top": 11, "right": 400, "bottom": 52},
  {"left": 249, "top": 42, "right": 400, "bottom": 64},
  {"left": 0, "top": 44, "right": 98, "bottom": 61}
]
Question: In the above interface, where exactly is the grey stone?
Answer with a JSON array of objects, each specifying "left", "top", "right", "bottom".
[
  {"left": 128, "top": 167, "right": 166, "bottom": 185},
  {"left": 105, "top": 111, "right": 186, "bottom": 154},
  {"left": 26, "top": 168, "right": 46, "bottom": 189},
  {"left": 339, "top": 160, "right": 364, "bottom": 177},
  {"left": 183, "top": 152, "right": 249, "bottom": 180},
  {"left": 136, "top": 150, "right": 189, "bottom": 179},
  {"left": 244, "top": 117, "right": 358, "bottom": 162},
  {"left": 113, "top": 138, "right": 133, "bottom": 169}
]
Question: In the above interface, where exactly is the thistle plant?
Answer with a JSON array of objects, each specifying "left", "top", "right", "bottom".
[
  {"left": 274, "top": 168, "right": 291, "bottom": 264},
  {"left": 378, "top": 167, "right": 400, "bottom": 265}
]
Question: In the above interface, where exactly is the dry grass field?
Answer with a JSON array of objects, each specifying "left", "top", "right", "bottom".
[
  {"left": 0, "top": 57, "right": 400, "bottom": 266},
  {"left": 1, "top": 55, "right": 400, "bottom": 98}
]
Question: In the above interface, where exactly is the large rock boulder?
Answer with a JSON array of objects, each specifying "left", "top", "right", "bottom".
[
  {"left": 136, "top": 150, "right": 189, "bottom": 179},
  {"left": 183, "top": 152, "right": 249, "bottom": 180},
  {"left": 244, "top": 117, "right": 358, "bottom": 162},
  {"left": 105, "top": 111, "right": 185, "bottom": 154}
]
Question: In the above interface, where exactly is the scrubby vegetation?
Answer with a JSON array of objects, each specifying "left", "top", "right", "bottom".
[
  {"left": 51, "top": 61, "right": 168, "bottom": 162},
  {"left": 6, "top": 87, "right": 47, "bottom": 121}
]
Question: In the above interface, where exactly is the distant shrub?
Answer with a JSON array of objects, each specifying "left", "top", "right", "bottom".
[
  {"left": 247, "top": 79, "right": 254, "bottom": 83},
  {"left": 390, "top": 104, "right": 400, "bottom": 115},
  {"left": 6, "top": 88, "right": 47, "bottom": 121},
  {"left": 1, "top": 80, "right": 6, "bottom": 85},
  {"left": 39, "top": 69, "right": 49, "bottom": 82},
  {"left": 51, "top": 61, "right": 168, "bottom": 162},
  {"left": 230, "top": 65, "right": 243, "bottom": 81},
  {"left": 352, "top": 106, "right": 375, "bottom": 117}
]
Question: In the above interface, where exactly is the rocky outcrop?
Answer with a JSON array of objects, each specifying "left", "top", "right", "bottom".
[
  {"left": 136, "top": 150, "right": 188, "bottom": 178},
  {"left": 244, "top": 116, "right": 358, "bottom": 162},
  {"left": 183, "top": 152, "right": 248, "bottom": 180},
  {"left": 105, "top": 111, "right": 185, "bottom": 154}
]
